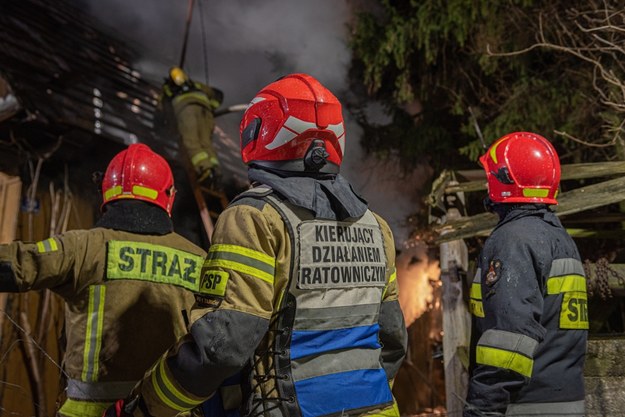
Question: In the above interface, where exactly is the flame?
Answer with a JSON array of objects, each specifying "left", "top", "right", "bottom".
[{"left": 395, "top": 241, "right": 441, "bottom": 327}]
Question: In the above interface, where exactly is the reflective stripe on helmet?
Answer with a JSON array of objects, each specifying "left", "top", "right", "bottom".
[
  {"left": 103, "top": 185, "right": 123, "bottom": 201},
  {"left": 522, "top": 188, "right": 550, "bottom": 198},
  {"left": 132, "top": 185, "right": 158, "bottom": 200},
  {"left": 104, "top": 185, "right": 159, "bottom": 202}
]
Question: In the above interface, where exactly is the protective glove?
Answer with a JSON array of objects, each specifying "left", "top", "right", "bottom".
[
  {"left": 198, "top": 166, "right": 223, "bottom": 190},
  {"left": 102, "top": 396, "right": 151, "bottom": 417}
]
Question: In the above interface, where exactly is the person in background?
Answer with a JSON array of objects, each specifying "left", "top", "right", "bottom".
[
  {"left": 103, "top": 73, "right": 408, "bottom": 417},
  {"left": 0, "top": 143, "right": 207, "bottom": 417},
  {"left": 161, "top": 66, "right": 223, "bottom": 188},
  {"left": 464, "top": 132, "right": 588, "bottom": 416}
]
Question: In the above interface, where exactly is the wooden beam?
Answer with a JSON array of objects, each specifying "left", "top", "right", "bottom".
[
  {"left": 435, "top": 175, "right": 625, "bottom": 243},
  {"left": 439, "top": 208, "right": 470, "bottom": 417},
  {"left": 565, "top": 228, "right": 625, "bottom": 239},
  {"left": 446, "top": 162, "right": 625, "bottom": 194}
]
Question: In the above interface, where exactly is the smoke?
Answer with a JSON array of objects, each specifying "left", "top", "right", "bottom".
[{"left": 82, "top": 1, "right": 436, "bottom": 315}]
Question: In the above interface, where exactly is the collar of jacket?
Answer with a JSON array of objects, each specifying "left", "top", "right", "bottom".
[
  {"left": 247, "top": 167, "right": 368, "bottom": 220},
  {"left": 492, "top": 203, "right": 561, "bottom": 231},
  {"left": 95, "top": 200, "right": 173, "bottom": 235}
]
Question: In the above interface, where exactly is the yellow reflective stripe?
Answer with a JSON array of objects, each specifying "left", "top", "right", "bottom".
[
  {"left": 382, "top": 268, "right": 397, "bottom": 299},
  {"left": 547, "top": 275, "right": 586, "bottom": 294},
  {"left": 522, "top": 188, "right": 550, "bottom": 198},
  {"left": 207, "top": 259, "right": 274, "bottom": 284},
  {"left": 132, "top": 185, "right": 158, "bottom": 200},
  {"left": 207, "top": 244, "right": 275, "bottom": 284},
  {"left": 58, "top": 398, "right": 110, "bottom": 417},
  {"left": 103, "top": 185, "right": 122, "bottom": 201},
  {"left": 151, "top": 358, "right": 202, "bottom": 411},
  {"left": 82, "top": 285, "right": 106, "bottom": 382},
  {"left": 389, "top": 268, "right": 397, "bottom": 284},
  {"left": 476, "top": 345, "right": 533, "bottom": 377},
  {"left": 469, "top": 299, "right": 485, "bottom": 317},
  {"left": 470, "top": 283, "right": 482, "bottom": 300},
  {"left": 191, "top": 151, "right": 209, "bottom": 166},
  {"left": 36, "top": 237, "right": 58, "bottom": 253}
]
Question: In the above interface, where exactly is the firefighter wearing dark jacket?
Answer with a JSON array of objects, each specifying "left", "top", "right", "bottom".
[
  {"left": 0, "top": 144, "right": 206, "bottom": 417},
  {"left": 464, "top": 132, "right": 588, "bottom": 417},
  {"left": 104, "top": 73, "right": 408, "bottom": 417},
  {"left": 161, "top": 66, "right": 224, "bottom": 186}
]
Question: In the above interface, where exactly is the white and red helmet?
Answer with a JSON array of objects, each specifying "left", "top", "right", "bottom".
[
  {"left": 480, "top": 132, "right": 560, "bottom": 205},
  {"left": 239, "top": 73, "right": 345, "bottom": 173},
  {"left": 101, "top": 144, "right": 176, "bottom": 216}
]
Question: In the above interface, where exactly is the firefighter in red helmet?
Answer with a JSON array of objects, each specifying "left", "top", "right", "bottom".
[
  {"left": 465, "top": 132, "right": 588, "bottom": 416},
  {"left": 104, "top": 74, "right": 408, "bottom": 417},
  {"left": 0, "top": 144, "right": 206, "bottom": 417}
]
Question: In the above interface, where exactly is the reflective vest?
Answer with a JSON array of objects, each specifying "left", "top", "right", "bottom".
[{"left": 262, "top": 194, "right": 394, "bottom": 417}]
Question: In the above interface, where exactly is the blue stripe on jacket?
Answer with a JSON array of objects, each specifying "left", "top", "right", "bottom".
[
  {"left": 294, "top": 368, "right": 392, "bottom": 417},
  {"left": 290, "top": 324, "right": 381, "bottom": 360}
]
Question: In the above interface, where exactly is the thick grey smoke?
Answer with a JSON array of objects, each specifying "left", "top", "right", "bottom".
[{"left": 82, "top": 0, "right": 427, "bottom": 243}]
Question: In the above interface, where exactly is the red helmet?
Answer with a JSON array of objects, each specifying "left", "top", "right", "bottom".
[
  {"left": 239, "top": 73, "right": 345, "bottom": 173},
  {"left": 479, "top": 132, "right": 560, "bottom": 205},
  {"left": 101, "top": 144, "right": 176, "bottom": 215}
]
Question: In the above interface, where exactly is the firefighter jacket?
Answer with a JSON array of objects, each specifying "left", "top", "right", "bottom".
[
  {"left": 132, "top": 169, "right": 409, "bottom": 417},
  {"left": 0, "top": 201, "right": 206, "bottom": 417},
  {"left": 161, "top": 80, "right": 223, "bottom": 175},
  {"left": 465, "top": 205, "right": 588, "bottom": 417}
]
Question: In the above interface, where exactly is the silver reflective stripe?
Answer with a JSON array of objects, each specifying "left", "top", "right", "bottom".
[
  {"left": 506, "top": 400, "right": 585, "bottom": 416},
  {"left": 291, "top": 348, "right": 382, "bottom": 382},
  {"left": 549, "top": 258, "right": 584, "bottom": 277},
  {"left": 478, "top": 329, "right": 539, "bottom": 358},
  {"left": 67, "top": 379, "right": 137, "bottom": 401},
  {"left": 294, "top": 303, "right": 380, "bottom": 330},
  {"left": 296, "top": 286, "right": 383, "bottom": 309},
  {"left": 473, "top": 267, "right": 482, "bottom": 283}
]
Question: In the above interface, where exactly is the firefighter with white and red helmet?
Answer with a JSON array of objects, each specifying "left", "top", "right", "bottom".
[
  {"left": 0, "top": 144, "right": 206, "bottom": 417},
  {"left": 103, "top": 73, "right": 408, "bottom": 417},
  {"left": 464, "top": 132, "right": 588, "bottom": 416}
]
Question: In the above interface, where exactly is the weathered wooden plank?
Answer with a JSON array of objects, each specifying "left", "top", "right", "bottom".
[
  {"left": 435, "top": 175, "right": 625, "bottom": 243},
  {"left": 0, "top": 173, "right": 21, "bottom": 244},
  {"left": 440, "top": 208, "right": 471, "bottom": 416},
  {"left": 446, "top": 162, "right": 625, "bottom": 194},
  {"left": 566, "top": 228, "right": 625, "bottom": 238}
]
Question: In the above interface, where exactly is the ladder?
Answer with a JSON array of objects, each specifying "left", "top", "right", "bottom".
[{"left": 191, "top": 177, "right": 229, "bottom": 244}]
